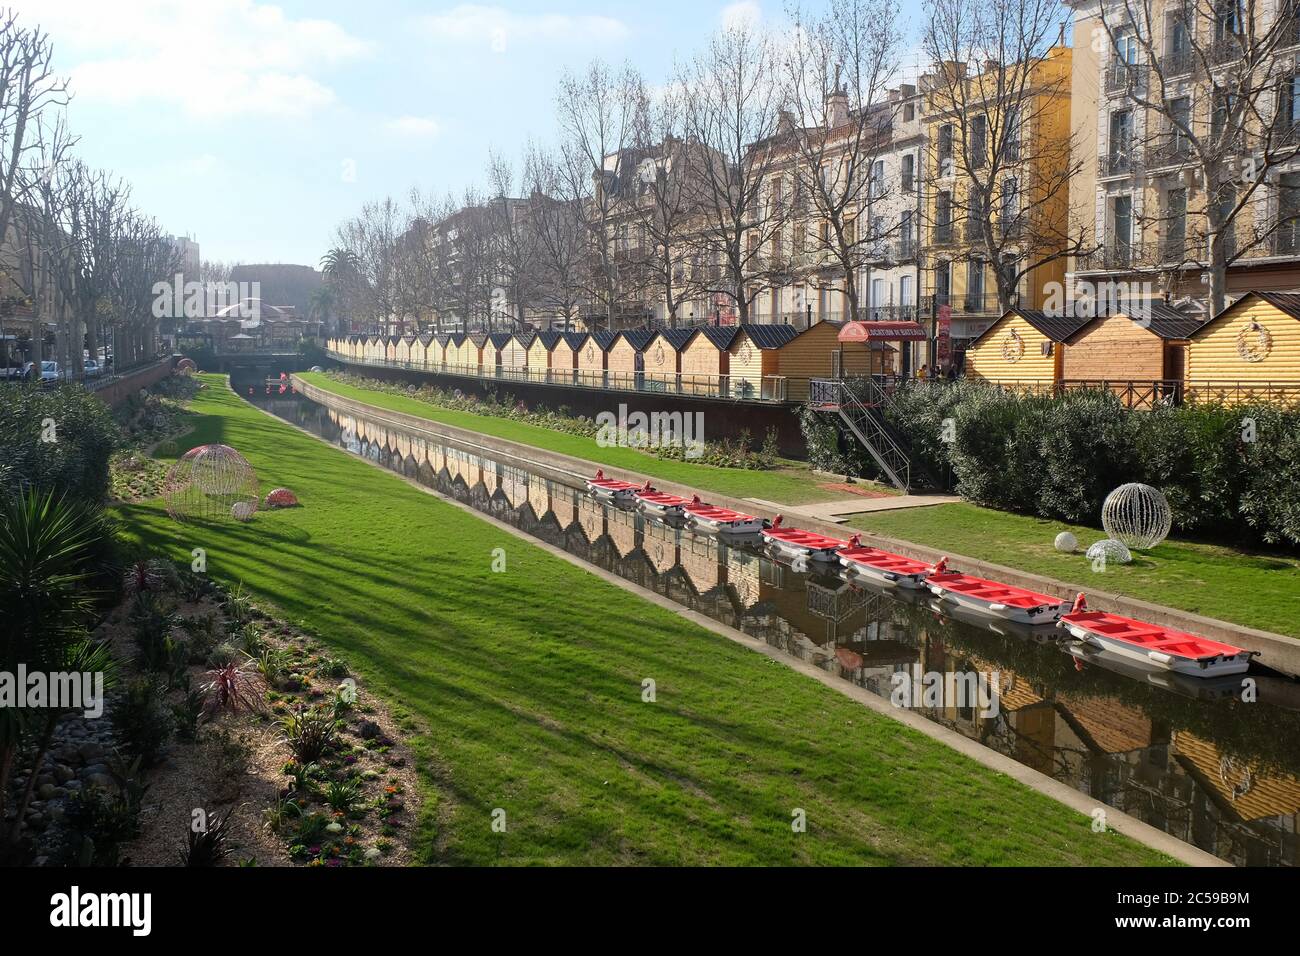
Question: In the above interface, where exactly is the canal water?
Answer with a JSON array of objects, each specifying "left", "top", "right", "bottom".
[{"left": 251, "top": 384, "right": 1300, "bottom": 866}]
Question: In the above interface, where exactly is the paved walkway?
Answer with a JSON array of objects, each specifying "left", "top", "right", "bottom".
[{"left": 745, "top": 493, "right": 962, "bottom": 524}]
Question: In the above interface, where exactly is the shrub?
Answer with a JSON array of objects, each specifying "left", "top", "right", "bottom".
[
  {"left": 1035, "top": 390, "right": 1136, "bottom": 523},
  {"left": 281, "top": 705, "right": 339, "bottom": 763},
  {"left": 117, "top": 676, "right": 173, "bottom": 767},
  {"left": 172, "top": 688, "right": 205, "bottom": 742},
  {"left": 180, "top": 808, "right": 235, "bottom": 866},
  {"left": 129, "top": 591, "right": 178, "bottom": 672},
  {"left": 1239, "top": 406, "right": 1300, "bottom": 547},
  {"left": 202, "top": 661, "right": 263, "bottom": 714},
  {"left": 0, "top": 384, "right": 118, "bottom": 502}
]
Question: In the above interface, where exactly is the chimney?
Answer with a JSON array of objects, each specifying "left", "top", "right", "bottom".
[{"left": 825, "top": 64, "right": 849, "bottom": 129}]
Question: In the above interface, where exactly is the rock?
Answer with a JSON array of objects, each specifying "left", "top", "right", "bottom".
[
  {"left": 53, "top": 765, "right": 74, "bottom": 784},
  {"left": 86, "top": 774, "right": 118, "bottom": 794},
  {"left": 35, "top": 774, "right": 54, "bottom": 789},
  {"left": 364, "top": 847, "right": 382, "bottom": 861},
  {"left": 77, "top": 742, "right": 103, "bottom": 761},
  {"left": 37, "top": 784, "right": 57, "bottom": 801},
  {"left": 80, "top": 763, "right": 110, "bottom": 778},
  {"left": 26, "top": 813, "right": 44, "bottom": 829},
  {"left": 358, "top": 720, "right": 383, "bottom": 740}
]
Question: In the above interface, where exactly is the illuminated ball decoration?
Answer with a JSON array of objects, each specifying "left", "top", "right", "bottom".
[
  {"left": 1053, "top": 531, "right": 1078, "bottom": 553},
  {"left": 176, "top": 358, "right": 198, "bottom": 374},
  {"left": 163, "top": 444, "right": 259, "bottom": 523},
  {"left": 1101, "top": 483, "right": 1172, "bottom": 550},
  {"left": 1086, "top": 538, "right": 1132, "bottom": 566},
  {"left": 265, "top": 488, "right": 299, "bottom": 509}
]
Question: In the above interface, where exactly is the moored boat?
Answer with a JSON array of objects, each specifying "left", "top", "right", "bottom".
[
  {"left": 1058, "top": 593, "right": 1256, "bottom": 678},
  {"left": 632, "top": 481, "right": 689, "bottom": 516},
  {"left": 925, "top": 560, "right": 1069, "bottom": 624},
  {"left": 682, "top": 495, "right": 766, "bottom": 534},
  {"left": 760, "top": 515, "right": 847, "bottom": 563},
  {"left": 585, "top": 469, "right": 639, "bottom": 500},
  {"left": 836, "top": 534, "right": 936, "bottom": 589}
]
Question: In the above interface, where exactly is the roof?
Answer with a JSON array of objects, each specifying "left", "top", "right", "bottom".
[
  {"left": 561, "top": 331, "right": 589, "bottom": 351},
  {"left": 536, "top": 329, "right": 563, "bottom": 350},
  {"left": 656, "top": 328, "right": 696, "bottom": 350},
  {"left": 1191, "top": 290, "right": 1300, "bottom": 338},
  {"left": 449, "top": 333, "right": 467, "bottom": 346},
  {"left": 1066, "top": 302, "right": 1207, "bottom": 342},
  {"left": 737, "top": 323, "right": 800, "bottom": 349},
  {"left": 618, "top": 328, "right": 657, "bottom": 351},
  {"left": 417, "top": 333, "right": 434, "bottom": 346},
  {"left": 971, "top": 308, "right": 1090, "bottom": 346},
  {"left": 512, "top": 328, "right": 537, "bottom": 347},
  {"left": 434, "top": 333, "right": 450, "bottom": 346},
  {"left": 487, "top": 332, "right": 513, "bottom": 349},
  {"left": 591, "top": 330, "right": 619, "bottom": 351},
  {"left": 402, "top": 334, "right": 417, "bottom": 344},
  {"left": 469, "top": 332, "right": 489, "bottom": 346},
  {"left": 693, "top": 325, "right": 740, "bottom": 349}
]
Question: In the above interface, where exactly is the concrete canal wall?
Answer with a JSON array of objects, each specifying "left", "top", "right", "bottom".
[{"left": 88, "top": 356, "right": 177, "bottom": 408}]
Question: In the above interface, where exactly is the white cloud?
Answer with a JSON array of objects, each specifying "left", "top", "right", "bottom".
[
  {"left": 419, "top": 4, "right": 629, "bottom": 52},
  {"left": 720, "top": 1, "right": 763, "bottom": 31},
  {"left": 385, "top": 115, "right": 442, "bottom": 137},
  {"left": 11, "top": 0, "right": 372, "bottom": 118}
]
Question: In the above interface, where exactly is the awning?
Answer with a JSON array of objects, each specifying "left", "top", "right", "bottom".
[{"left": 838, "top": 321, "right": 928, "bottom": 342}]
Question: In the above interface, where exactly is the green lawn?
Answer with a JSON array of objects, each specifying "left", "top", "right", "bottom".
[
  {"left": 114, "top": 376, "right": 1173, "bottom": 865},
  {"left": 849, "top": 503, "right": 1300, "bottom": 640},
  {"left": 296, "top": 371, "right": 845, "bottom": 505}
]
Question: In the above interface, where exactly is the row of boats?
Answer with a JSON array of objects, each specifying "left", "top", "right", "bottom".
[{"left": 585, "top": 470, "right": 1258, "bottom": 680}]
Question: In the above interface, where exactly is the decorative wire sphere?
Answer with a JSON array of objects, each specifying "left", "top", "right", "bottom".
[
  {"left": 1101, "top": 483, "right": 1172, "bottom": 550},
  {"left": 176, "top": 357, "right": 198, "bottom": 374},
  {"left": 1054, "top": 531, "right": 1078, "bottom": 553},
  {"left": 310, "top": 365, "right": 323, "bottom": 372},
  {"left": 162, "top": 444, "right": 259, "bottom": 523},
  {"left": 1086, "top": 538, "right": 1133, "bottom": 565}
]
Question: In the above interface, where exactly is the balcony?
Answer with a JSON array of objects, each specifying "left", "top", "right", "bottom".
[
  {"left": 856, "top": 304, "right": 921, "bottom": 323},
  {"left": 1098, "top": 149, "right": 1138, "bottom": 178},
  {"left": 998, "top": 218, "right": 1023, "bottom": 240},
  {"left": 1209, "top": 35, "right": 1243, "bottom": 65},
  {"left": 1273, "top": 226, "right": 1300, "bottom": 256},
  {"left": 1158, "top": 235, "right": 1189, "bottom": 265},
  {"left": 1159, "top": 49, "right": 1196, "bottom": 77},
  {"left": 1145, "top": 135, "right": 1194, "bottom": 169},
  {"left": 933, "top": 223, "right": 956, "bottom": 245},
  {"left": 964, "top": 219, "right": 986, "bottom": 241},
  {"left": 933, "top": 292, "right": 1009, "bottom": 317},
  {"left": 1105, "top": 62, "right": 1147, "bottom": 96},
  {"left": 1270, "top": 121, "right": 1300, "bottom": 148},
  {"left": 895, "top": 238, "right": 917, "bottom": 261},
  {"left": 1076, "top": 240, "right": 1144, "bottom": 272}
]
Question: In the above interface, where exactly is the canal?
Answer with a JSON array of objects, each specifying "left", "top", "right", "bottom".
[{"left": 250, "top": 382, "right": 1300, "bottom": 866}]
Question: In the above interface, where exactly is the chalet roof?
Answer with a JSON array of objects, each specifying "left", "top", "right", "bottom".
[
  {"left": 738, "top": 323, "right": 800, "bottom": 349},
  {"left": 656, "top": 328, "right": 696, "bottom": 350},
  {"left": 693, "top": 325, "right": 740, "bottom": 350},
  {"left": 402, "top": 334, "right": 417, "bottom": 344},
  {"left": 1192, "top": 290, "right": 1300, "bottom": 339},
  {"left": 487, "top": 332, "right": 513, "bottom": 349},
  {"left": 417, "top": 333, "right": 435, "bottom": 346},
  {"left": 434, "top": 333, "right": 451, "bottom": 346},
  {"left": 618, "top": 328, "right": 657, "bottom": 351},
  {"left": 469, "top": 332, "right": 489, "bottom": 346},
  {"left": 1065, "top": 302, "right": 1207, "bottom": 343},
  {"left": 449, "top": 333, "right": 467, "bottom": 346},
  {"left": 971, "top": 308, "right": 1090, "bottom": 346},
  {"left": 591, "top": 330, "right": 619, "bottom": 351},
  {"left": 512, "top": 328, "right": 537, "bottom": 347},
  {"left": 536, "top": 330, "right": 563, "bottom": 350},
  {"left": 561, "top": 331, "right": 589, "bottom": 351}
]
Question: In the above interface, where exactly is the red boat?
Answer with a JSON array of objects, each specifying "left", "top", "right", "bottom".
[
  {"left": 926, "top": 560, "right": 1069, "bottom": 624},
  {"left": 1058, "top": 594, "right": 1255, "bottom": 678},
  {"left": 682, "top": 495, "right": 766, "bottom": 534},
  {"left": 760, "top": 515, "right": 847, "bottom": 563},
  {"left": 837, "top": 535, "right": 936, "bottom": 589},
  {"left": 585, "top": 469, "right": 639, "bottom": 500},
  {"left": 632, "top": 481, "right": 689, "bottom": 516}
]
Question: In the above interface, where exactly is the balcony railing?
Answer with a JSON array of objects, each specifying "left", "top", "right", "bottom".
[
  {"left": 1145, "top": 136, "right": 1194, "bottom": 169},
  {"left": 1076, "top": 241, "right": 1143, "bottom": 271},
  {"left": 933, "top": 223, "right": 956, "bottom": 245},
  {"left": 1105, "top": 61, "right": 1147, "bottom": 95},
  {"left": 1159, "top": 49, "right": 1196, "bottom": 77},
  {"left": 970, "top": 377, "right": 1300, "bottom": 410},
  {"left": 1209, "top": 35, "right": 1244, "bottom": 65},
  {"left": 855, "top": 304, "right": 921, "bottom": 322},
  {"left": 325, "top": 348, "right": 789, "bottom": 402},
  {"left": 1273, "top": 226, "right": 1300, "bottom": 255},
  {"left": 932, "top": 292, "right": 1010, "bottom": 316},
  {"left": 1158, "top": 235, "right": 1189, "bottom": 265},
  {"left": 1099, "top": 149, "right": 1138, "bottom": 178}
]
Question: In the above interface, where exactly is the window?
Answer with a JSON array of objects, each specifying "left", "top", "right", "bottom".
[
  {"left": 1169, "top": 17, "right": 1190, "bottom": 55},
  {"left": 1112, "top": 195, "right": 1133, "bottom": 260},
  {"left": 1000, "top": 177, "right": 1019, "bottom": 231},
  {"left": 1215, "top": 0, "right": 1240, "bottom": 40},
  {"left": 935, "top": 260, "right": 951, "bottom": 301},
  {"left": 904, "top": 103, "right": 915, "bottom": 122},
  {"left": 938, "top": 124, "right": 954, "bottom": 172},
  {"left": 1115, "top": 32, "right": 1139, "bottom": 64},
  {"left": 1168, "top": 96, "right": 1192, "bottom": 154},
  {"left": 869, "top": 159, "right": 885, "bottom": 199},
  {"left": 965, "top": 258, "right": 985, "bottom": 311},
  {"left": 871, "top": 277, "right": 886, "bottom": 310},
  {"left": 902, "top": 153, "right": 915, "bottom": 192},
  {"left": 936, "top": 190, "right": 953, "bottom": 241},
  {"left": 1004, "top": 107, "right": 1021, "bottom": 162},
  {"left": 967, "top": 189, "right": 986, "bottom": 237},
  {"left": 1109, "top": 109, "right": 1134, "bottom": 172},
  {"left": 1212, "top": 92, "right": 1241, "bottom": 144},
  {"left": 900, "top": 275, "right": 914, "bottom": 308},
  {"left": 1279, "top": 171, "right": 1300, "bottom": 253},
  {"left": 971, "top": 115, "right": 987, "bottom": 169},
  {"left": 1165, "top": 187, "right": 1187, "bottom": 260},
  {"left": 1278, "top": 75, "right": 1300, "bottom": 132},
  {"left": 900, "top": 210, "right": 914, "bottom": 256}
]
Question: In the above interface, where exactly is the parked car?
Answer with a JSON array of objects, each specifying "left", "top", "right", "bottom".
[
  {"left": 83, "top": 360, "right": 101, "bottom": 377},
  {"left": 23, "top": 361, "right": 60, "bottom": 382}
]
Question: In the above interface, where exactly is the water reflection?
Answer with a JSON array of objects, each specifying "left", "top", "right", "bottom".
[{"left": 258, "top": 390, "right": 1300, "bottom": 866}]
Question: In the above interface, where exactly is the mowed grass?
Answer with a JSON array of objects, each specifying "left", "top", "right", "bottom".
[
  {"left": 114, "top": 376, "right": 1174, "bottom": 865},
  {"left": 849, "top": 503, "right": 1300, "bottom": 640},
  {"left": 296, "top": 371, "right": 843, "bottom": 505}
]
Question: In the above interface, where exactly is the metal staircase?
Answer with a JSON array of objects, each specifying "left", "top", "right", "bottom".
[{"left": 808, "top": 378, "right": 912, "bottom": 492}]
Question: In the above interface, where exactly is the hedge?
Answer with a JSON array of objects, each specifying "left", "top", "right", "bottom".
[
  {"left": 0, "top": 383, "right": 118, "bottom": 502},
  {"left": 799, "top": 379, "right": 1300, "bottom": 549}
]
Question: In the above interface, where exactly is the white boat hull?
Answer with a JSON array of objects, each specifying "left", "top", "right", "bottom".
[
  {"left": 1062, "top": 624, "right": 1253, "bottom": 678},
  {"left": 587, "top": 483, "right": 635, "bottom": 501},
  {"left": 637, "top": 499, "right": 685, "bottom": 517},
  {"left": 687, "top": 514, "right": 766, "bottom": 534},
  {"left": 839, "top": 557, "right": 929, "bottom": 590},
  {"left": 928, "top": 586, "right": 1067, "bottom": 625},
  {"left": 765, "top": 538, "right": 839, "bottom": 563}
]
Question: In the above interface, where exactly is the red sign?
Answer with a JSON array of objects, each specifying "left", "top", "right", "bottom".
[
  {"left": 838, "top": 321, "right": 928, "bottom": 343},
  {"left": 937, "top": 315, "right": 952, "bottom": 362}
]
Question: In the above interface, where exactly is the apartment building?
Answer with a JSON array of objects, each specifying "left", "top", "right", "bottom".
[
  {"left": 920, "top": 47, "right": 1074, "bottom": 363},
  {"left": 1069, "top": 0, "right": 1300, "bottom": 307}
]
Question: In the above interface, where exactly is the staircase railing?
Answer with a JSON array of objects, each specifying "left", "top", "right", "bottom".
[{"left": 808, "top": 378, "right": 911, "bottom": 492}]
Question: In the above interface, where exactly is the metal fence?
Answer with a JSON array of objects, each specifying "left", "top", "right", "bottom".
[
  {"left": 968, "top": 377, "right": 1300, "bottom": 410},
  {"left": 325, "top": 349, "right": 789, "bottom": 403}
]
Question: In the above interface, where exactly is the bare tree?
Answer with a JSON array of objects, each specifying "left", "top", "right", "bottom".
[
  {"left": 922, "top": 0, "right": 1084, "bottom": 312},
  {"left": 680, "top": 19, "right": 787, "bottom": 324},
  {"left": 486, "top": 153, "right": 541, "bottom": 329},
  {"left": 781, "top": 0, "right": 902, "bottom": 322},
  {"left": 1095, "top": 0, "right": 1300, "bottom": 314},
  {"left": 556, "top": 59, "right": 646, "bottom": 330},
  {"left": 522, "top": 144, "right": 587, "bottom": 329},
  {"left": 333, "top": 197, "right": 409, "bottom": 334}
]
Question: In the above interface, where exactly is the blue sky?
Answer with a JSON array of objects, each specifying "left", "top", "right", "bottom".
[{"left": 16, "top": 1, "right": 923, "bottom": 267}]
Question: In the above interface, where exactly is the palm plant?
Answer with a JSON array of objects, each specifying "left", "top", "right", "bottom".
[{"left": 0, "top": 490, "right": 116, "bottom": 844}]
